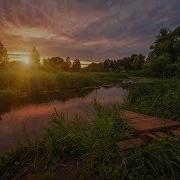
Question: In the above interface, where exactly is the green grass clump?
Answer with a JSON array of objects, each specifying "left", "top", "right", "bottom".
[
  {"left": 107, "top": 138, "right": 180, "bottom": 179},
  {"left": 46, "top": 104, "right": 130, "bottom": 159},
  {"left": 126, "top": 79, "right": 180, "bottom": 121}
]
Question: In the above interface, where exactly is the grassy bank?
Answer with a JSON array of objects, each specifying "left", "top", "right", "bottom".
[
  {"left": 0, "top": 69, "right": 127, "bottom": 92},
  {"left": 0, "top": 104, "right": 180, "bottom": 179},
  {"left": 0, "top": 69, "right": 127, "bottom": 113},
  {"left": 126, "top": 79, "right": 180, "bottom": 121}
]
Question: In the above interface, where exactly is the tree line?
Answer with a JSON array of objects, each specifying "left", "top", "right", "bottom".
[
  {"left": 86, "top": 26, "right": 180, "bottom": 77},
  {"left": 0, "top": 45, "right": 81, "bottom": 71},
  {"left": 43, "top": 56, "right": 81, "bottom": 71},
  {"left": 1, "top": 26, "right": 180, "bottom": 76},
  {"left": 29, "top": 47, "right": 81, "bottom": 71},
  {"left": 103, "top": 54, "right": 145, "bottom": 71},
  {"left": 84, "top": 54, "right": 145, "bottom": 72}
]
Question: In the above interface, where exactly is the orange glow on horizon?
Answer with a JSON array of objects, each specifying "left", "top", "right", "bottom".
[{"left": 8, "top": 51, "right": 31, "bottom": 65}]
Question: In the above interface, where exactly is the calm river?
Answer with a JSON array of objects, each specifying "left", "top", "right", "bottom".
[{"left": 0, "top": 86, "right": 127, "bottom": 152}]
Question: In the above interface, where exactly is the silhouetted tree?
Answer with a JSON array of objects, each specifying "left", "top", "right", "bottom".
[
  {"left": 63, "top": 56, "right": 72, "bottom": 71},
  {"left": 103, "top": 54, "right": 145, "bottom": 71},
  {"left": 122, "top": 57, "right": 132, "bottom": 70},
  {"left": 31, "top": 47, "right": 40, "bottom": 66},
  {"left": 84, "top": 62, "right": 104, "bottom": 72},
  {"left": 72, "top": 59, "right": 81, "bottom": 71},
  {"left": 44, "top": 57, "right": 64, "bottom": 67},
  {"left": 0, "top": 41, "right": 8, "bottom": 66},
  {"left": 131, "top": 54, "right": 145, "bottom": 70},
  {"left": 104, "top": 59, "right": 111, "bottom": 71}
]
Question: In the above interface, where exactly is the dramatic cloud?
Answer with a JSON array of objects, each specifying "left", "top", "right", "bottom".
[{"left": 0, "top": 0, "right": 179, "bottom": 61}]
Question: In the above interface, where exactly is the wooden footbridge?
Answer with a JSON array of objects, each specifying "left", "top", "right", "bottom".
[{"left": 117, "top": 111, "right": 180, "bottom": 151}]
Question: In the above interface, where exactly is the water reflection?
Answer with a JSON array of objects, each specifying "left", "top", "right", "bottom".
[
  {"left": 0, "top": 86, "right": 127, "bottom": 152},
  {"left": 0, "top": 88, "right": 94, "bottom": 114}
]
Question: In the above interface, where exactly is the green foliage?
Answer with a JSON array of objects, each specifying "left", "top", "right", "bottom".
[
  {"left": 146, "top": 27, "right": 180, "bottom": 77},
  {"left": 46, "top": 104, "right": 130, "bottom": 159},
  {"left": 84, "top": 62, "right": 104, "bottom": 72},
  {"left": 130, "top": 54, "right": 145, "bottom": 70},
  {"left": 43, "top": 56, "right": 72, "bottom": 72},
  {"left": 43, "top": 57, "right": 64, "bottom": 69},
  {"left": 120, "top": 138, "right": 180, "bottom": 179},
  {"left": 126, "top": 80, "right": 180, "bottom": 120},
  {"left": 64, "top": 57, "right": 72, "bottom": 71},
  {"left": 72, "top": 59, "right": 81, "bottom": 71},
  {"left": 0, "top": 69, "right": 125, "bottom": 92},
  {"left": 104, "top": 54, "right": 145, "bottom": 72}
]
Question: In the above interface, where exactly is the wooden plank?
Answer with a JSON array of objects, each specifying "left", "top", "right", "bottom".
[
  {"left": 117, "top": 138, "right": 145, "bottom": 151},
  {"left": 122, "top": 111, "right": 180, "bottom": 133},
  {"left": 117, "top": 112, "right": 180, "bottom": 152}
]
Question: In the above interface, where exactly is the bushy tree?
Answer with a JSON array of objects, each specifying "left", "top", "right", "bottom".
[
  {"left": 131, "top": 54, "right": 145, "bottom": 70},
  {"left": 43, "top": 57, "right": 64, "bottom": 68},
  {"left": 63, "top": 57, "right": 72, "bottom": 71},
  {"left": 85, "top": 62, "right": 104, "bottom": 72},
  {"left": 104, "top": 59, "right": 111, "bottom": 71},
  {"left": 146, "top": 26, "right": 180, "bottom": 77},
  {"left": 0, "top": 41, "right": 8, "bottom": 66},
  {"left": 72, "top": 59, "right": 81, "bottom": 71}
]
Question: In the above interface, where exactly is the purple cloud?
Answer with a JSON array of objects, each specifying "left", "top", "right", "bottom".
[{"left": 0, "top": 0, "right": 179, "bottom": 61}]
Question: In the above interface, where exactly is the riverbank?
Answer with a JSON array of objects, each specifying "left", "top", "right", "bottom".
[
  {"left": 0, "top": 70, "right": 128, "bottom": 112},
  {"left": 0, "top": 69, "right": 128, "bottom": 92}
]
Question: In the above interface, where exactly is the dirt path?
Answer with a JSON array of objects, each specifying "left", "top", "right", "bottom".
[{"left": 117, "top": 111, "right": 180, "bottom": 151}]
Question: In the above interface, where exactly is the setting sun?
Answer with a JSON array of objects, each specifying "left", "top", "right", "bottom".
[
  {"left": 21, "top": 55, "right": 31, "bottom": 65},
  {"left": 8, "top": 51, "right": 32, "bottom": 65}
]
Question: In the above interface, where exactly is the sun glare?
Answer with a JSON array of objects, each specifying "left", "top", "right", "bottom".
[{"left": 21, "top": 55, "right": 31, "bottom": 65}]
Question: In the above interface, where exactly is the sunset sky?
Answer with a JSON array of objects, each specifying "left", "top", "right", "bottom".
[{"left": 0, "top": 0, "right": 179, "bottom": 62}]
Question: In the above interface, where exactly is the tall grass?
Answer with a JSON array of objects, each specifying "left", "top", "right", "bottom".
[
  {"left": 114, "top": 138, "right": 180, "bottom": 179},
  {"left": 0, "top": 69, "right": 126, "bottom": 91},
  {"left": 0, "top": 104, "right": 180, "bottom": 179},
  {"left": 126, "top": 79, "right": 180, "bottom": 121}
]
